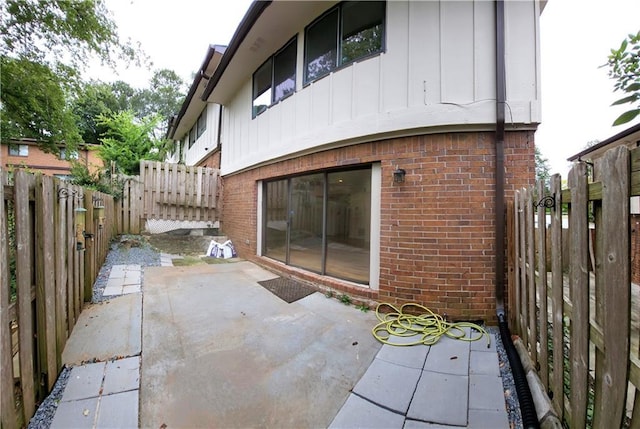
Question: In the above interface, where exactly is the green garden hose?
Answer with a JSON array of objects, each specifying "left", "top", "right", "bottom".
[{"left": 372, "top": 303, "right": 491, "bottom": 348}]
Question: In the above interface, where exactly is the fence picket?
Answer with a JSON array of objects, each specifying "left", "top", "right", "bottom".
[
  {"left": 549, "top": 174, "right": 564, "bottom": 418},
  {"left": 568, "top": 161, "right": 589, "bottom": 428},
  {"left": 536, "top": 180, "right": 549, "bottom": 388},
  {"left": 0, "top": 170, "right": 18, "bottom": 428},
  {"left": 593, "top": 146, "right": 630, "bottom": 427},
  {"left": 525, "top": 187, "right": 537, "bottom": 364},
  {"left": 518, "top": 189, "right": 528, "bottom": 345},
  {"left": 15, "top": 170, "right": 36, "bottom": 420}
]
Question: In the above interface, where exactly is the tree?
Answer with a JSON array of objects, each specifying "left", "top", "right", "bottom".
[
  {"left": 72, "top": 80, "right": 138, "bottom": 144},
  {"left": 535, "top": 146, "right": 551, "bottom": 184},
  {"left": 97, "top": 111, "right": 167, "bottom": 176},
  {"left": 0, "top": 0, "right": 141, "bottom": 150},
  {"left": 135, "top": 69, "right": 187, "bottom": 138},
  {"left": 0, "top": 57, "right": 81, "bottom": 150},
  {"left": 604, "top": 30, "right": 640, "bottom": 126}
]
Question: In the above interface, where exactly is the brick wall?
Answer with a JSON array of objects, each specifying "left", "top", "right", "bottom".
[
  {"left": 196, "top": 149, "right": 221, "bottom": 170},
  {"left": 221, "top": 130, "right": 535, "bottom": 322},
  {"left": 1, "top": 142, "right": 103, "bottom": 176}
]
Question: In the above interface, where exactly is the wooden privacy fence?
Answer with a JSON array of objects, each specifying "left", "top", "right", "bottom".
[
  {"left": 117, "top": 160, "right": 220, "bottom": 234},
  {"left": 509, "top": 145, "right": 638, "bottom": 428},
  {"left": 0, "top": 169, "right": 116, "bottom": 428}
]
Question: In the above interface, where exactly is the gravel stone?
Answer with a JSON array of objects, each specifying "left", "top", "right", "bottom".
[
  {"left": 488, "top": 326, "right": 524, "bottom": 429},
  {"left": 27, "top": 366, "right": 71, "bottom": 429}
]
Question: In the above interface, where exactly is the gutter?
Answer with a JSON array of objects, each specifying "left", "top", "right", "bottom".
[
  {"left": 201, "top": 1, "right": 272, "bottom": 101},
  {"left": 567, "top": 122, "right": 640, "bottom": 162},
  {"left": 495, "top": 1, "right": 540, "bottom": 428}
]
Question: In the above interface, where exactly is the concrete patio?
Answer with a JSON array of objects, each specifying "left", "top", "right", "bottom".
[{"left": 48, "top": 260, "right": 510, "bottom": 428}]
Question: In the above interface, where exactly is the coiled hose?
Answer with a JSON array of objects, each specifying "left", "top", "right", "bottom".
[{"left": 372, "top": 303, "right": 491, "bottom": 348}]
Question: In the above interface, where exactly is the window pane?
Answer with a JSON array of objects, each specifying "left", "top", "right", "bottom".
[
  {"left": 253, "top": 58, "right": 272, "bottom": 117},
  {"left": 273, "top": 39, "right": 297, "bottom": 102},
  {"left": 264, "top": 179, "right": 288, "bottom": 262},
  {"left": 341, "top": 1, "right": 385, "bottom": 65},
  {"left": 305, "top": 8, "right": 338, "bottom": 83},
  {"left": 189, "top": 127, "right": 196, "bottom": 147},
  {"left": 325, "top": 169, "right": 370, "bottom": 283},
  {"left": 197, "top": 106, "right": 207, "bottom": 137},
  {"left": 289, "top": 174, "right": 324, "bottom": 273},
  {"left": 9, "top": 144, "right": 28, "bottom": 156}
]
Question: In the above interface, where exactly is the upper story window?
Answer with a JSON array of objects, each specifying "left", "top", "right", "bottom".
[
  {"left": 59, "top": 148, "right": 79, "bottom": 160},
  {"left": 252, "top": 37, "right": 297, "bottom": 118},
  {"left": 197, "top": 106, "right": 207, "bottom": 138},
  {"left": 9, "top": 144, "right": 28, "bottom": 156},
  {"left": 304, "top": 1, "right": 385, "bottom": 84},
  {"left": 189, "top": 126, "right": 196, "bottom": 148}
]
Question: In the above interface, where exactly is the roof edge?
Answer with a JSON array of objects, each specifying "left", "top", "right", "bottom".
[
  {"left": 201, "top": 1, "right": 272, "bottom": 102},
  {"left": 567, "top": 122, "right": 640, "bottom": 161},
  {"left": 167, "top": 45, "right": 220, "bottom": 139}
]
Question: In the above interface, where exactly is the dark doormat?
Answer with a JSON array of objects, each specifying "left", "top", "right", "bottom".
[{"left": 258, "top": 277, "right": 317, "bottom": 303}]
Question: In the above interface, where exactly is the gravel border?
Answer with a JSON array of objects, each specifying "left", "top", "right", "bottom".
[{"left": 488, "top": 325, "right": 524, "bottom": 429}]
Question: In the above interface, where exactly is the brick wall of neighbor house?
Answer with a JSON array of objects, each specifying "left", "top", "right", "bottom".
[
  {"left": 221, "top": 131, "right": 535, "bottom": 322},
  {"left": 1, "top": 142, "right": 103, "bottom": 177}
]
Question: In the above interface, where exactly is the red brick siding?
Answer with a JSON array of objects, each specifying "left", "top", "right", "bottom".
[
  {"left": 196, "top": 149, "right": 221, "bottom": 170},
  {"left": 221, "top": 131, "right": 535, "bottom": 322},
  {"left": 1, "top": 142, "right": 103, "bottom": 176}
]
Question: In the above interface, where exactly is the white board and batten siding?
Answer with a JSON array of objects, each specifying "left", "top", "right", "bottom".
[
  {"left": 184, "top": 103, "right": 222, "bottom": 167},
  {"left": 221, "top": 0, "right": 541, "bottom": 176}
]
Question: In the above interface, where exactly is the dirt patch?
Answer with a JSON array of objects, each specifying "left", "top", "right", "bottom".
[{"left": 146, "top": 234, "right": 218, "bottom": 256}]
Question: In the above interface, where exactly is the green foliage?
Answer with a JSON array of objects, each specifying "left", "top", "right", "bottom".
[
  {"left": 0, "top": 57, "right": 81, "bottom": 152},
  {"left": 134, "top": 69, "right": 188, "bottom": 138},
  {"left": 97, "top": 111, "right": 167, "bottom": 175},
  {"left": 535, "top": 146, "right": 551, "bottom": 185},
  {"left": 604, "top": 30, "right": 640, "bottom": 126},
  {"left": 0, "top": 0, "right": 139, "bottom": 69},
  {"left": 339, "top": 294, "right": 352, "bottom": 305},
  {"left": 0, "top": 0, "right": 144, "bottom": 150},
  {"left": 356, "top": 304, "right": 369, "bottom": 312},
  {"left": 71, "top": 80, "right": 138, "bottom": 144},
  {"left": 68, "top": 160, "right": 123, "bottom": 198}
]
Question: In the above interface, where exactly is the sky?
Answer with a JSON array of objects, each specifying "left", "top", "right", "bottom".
[{"left": 90, "top": 0, "right": 640, "bottom": 177}]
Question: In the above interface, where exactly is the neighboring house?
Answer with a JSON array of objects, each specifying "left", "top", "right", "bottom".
[
  {"left": 170, "top": 0, "right": 543, "bottom": 321},
  {"left": 568, "top": 122, "right": 640, "bottom": 283},
  {"left": 1, "top": 139, "right": 103, "bottom": 179},
  {"left": 166, "top": 45, "right": 226, "bottom": 169}
]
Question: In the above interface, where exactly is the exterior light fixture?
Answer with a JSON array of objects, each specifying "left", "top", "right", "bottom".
[
  {"left": 94, "top": 205, "right": 106, "bottom": 229},
  {"left": 393, "top": 168, "right": 406, "bottom": 184},
  {"left": 75, "top": 207, "right": 93, "bottom": 251}
]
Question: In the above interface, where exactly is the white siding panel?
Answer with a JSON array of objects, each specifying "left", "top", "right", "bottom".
[
  {"left": 473, "top": 1, "right": 495, "bottom": 102},
  {"left": 310, "top": 77, "right": 331, "bottom": 131},
  {"left": 280, "top": 96, "right": 296, "bottom": 146},
  {"left": 408, "top": 0, "right": 441, "bottom": 107},
  {"left": 354, "top": 58, "right": 380, "bottom": 119},
  {"left": 295, "top": 86, "right": 312, "bottom": 138},
  {"left": 331, "top": 66, "right": 353, "bottom": 125},
  {"left": 505, "top": 0, "right": 538, "bottom": 104},
  {"left": 440, "top": 1, "right": 474, "bottom": 103},
  {"left": 383, "top": 0, "right": 409, "bottom": 111}
]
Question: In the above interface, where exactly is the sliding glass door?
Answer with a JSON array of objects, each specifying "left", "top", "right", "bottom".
[{"left": 263, "top": 167, "right": 371, "bottom": 284}]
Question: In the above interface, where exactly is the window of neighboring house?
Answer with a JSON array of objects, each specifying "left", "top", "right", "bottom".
[
  {"left": 252, "top": 37, "right": 297, "bottom": 118},
  {"left": 59, "top": 148, "right": 79, "bottom": 160},
  {"left": 189, "top": 126, "right": 196, "bottom": 148},
  {"left": 9, "top": 144, "right": 28, "bottom": 156},
  {"left": 304, "top": 1, "right": 385, "bottom": 84},
  {"left": 197, "top": 106, "right": 207, "bottom": 138}
]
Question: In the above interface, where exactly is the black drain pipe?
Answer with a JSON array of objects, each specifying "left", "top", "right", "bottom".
[{"left": 495, "top": 1, "right": 539, "bottom": 428}]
